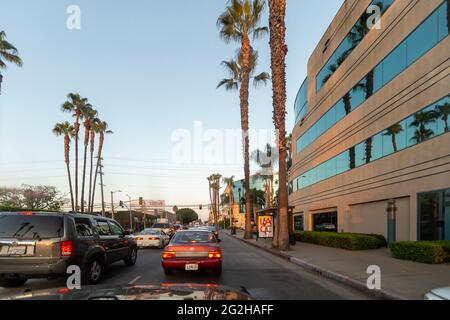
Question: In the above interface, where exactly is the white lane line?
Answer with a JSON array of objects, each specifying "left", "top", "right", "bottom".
[{"left": 128, "top": 276, "right": 141, "bottom": 285}]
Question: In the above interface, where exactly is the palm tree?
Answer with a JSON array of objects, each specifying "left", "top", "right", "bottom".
[
  {"left": 88, "top": 118, "right": 101, "bottom": 212},
  {"left": 383, "top": 123, "right": 403, "bottom": 152},
  {"left": 222, "top": 176, "right": 235, "bottom": 229},
  {"left": 90, "top": 121, "right": 113, "bottom": 213},
  {"left": 0, "top": 31, "right": 23, "bottom": 95},
  {"left": 80, "top": 106, "right": 98, "bottom": 213},
  {"left": 267, "top": 0, "right": 290, "bottom": 250},
  {"left": 61, "top": 93, "right": 90, "bottom": 212},
  {"left": 217, "top": 0, "right": 268, "bottom": 239},
  {"left": 251, "top": 143, "right": 278, "bottom": 207},
  {"left": 409, "top": 110, "right": 437, "bottom": 144},
  {"left": 53, "top": 122, "right": 75, "bottom": 211},
  {"left": 208, "top": 174, "right": 222, "bottom": 232},
  {"left": 436, "top": 100, "right": 450, "bottom": 133}
]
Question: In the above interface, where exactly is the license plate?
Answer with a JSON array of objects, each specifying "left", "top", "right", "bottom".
[
  {"left": 185, "top": 264, "right": 199, "bottom": 271},
  {"left": 8, "top": 246, "right": 26, "bottom": 255}
]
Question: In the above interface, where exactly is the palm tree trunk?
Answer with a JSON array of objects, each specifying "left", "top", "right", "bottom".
[
  {"left": 64, "top": 134, "right": 75, "bottom": 212},
  {"left": 0, "top": 72, "right": 3, "bottom": 95},
  {"left": 269, "top": 0, "right": 289, "bottom": 250},
  {"left": 74, "top": 113, "right": 80, "bottom": 212},
  {"left": 80, "top": 123, "right": 89, "bottom": 213},
  {"left": 91, "top": 132, "right": 104, "bottom": 213},
  {"left": 240, "top": 33, "right": 253, "bottom": 240},
  {"left": 88, "top": 130, "right": 95, "bottom": 212}
]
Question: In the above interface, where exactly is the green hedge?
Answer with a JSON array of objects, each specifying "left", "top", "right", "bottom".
[
  {"left": 295, "top": 231, "right": 387, "bottom": 250},
  {"left": 390, "top": 241, "right": 450, "bottom": 264}
]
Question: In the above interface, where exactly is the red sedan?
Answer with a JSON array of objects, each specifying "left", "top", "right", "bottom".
[{"left": 161, "top": 230, "right": 222, "bottom": 275}]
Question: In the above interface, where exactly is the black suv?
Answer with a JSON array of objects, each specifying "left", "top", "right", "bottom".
[{"left": 0, "top": 211, "right": 138, "bottom": 288}]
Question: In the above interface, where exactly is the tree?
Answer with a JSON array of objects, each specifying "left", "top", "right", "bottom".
[
  {"left": 251, "top": 143, "right": 277, "bottom": 207},
  {"left": 217, "top": 0, "right": 268, "bottom": 239},
  {"left": 80, "top": 106, "right": 98, "bottom": 213},
  {"left": 0, "top": 185, "right": 66, "bottom": 211},
  {"left": 436, "top": 100, "right": 450, "bottom": 133},
  {"left": 409, "top": 110, "right": 437, "bottom": 144},
  {"left": 383, "top": 123, "right": 403, "bottom": 152},
  {"left": 176, "top": 208, "right": 199, "bottom": 225},
  {"left": 61, "top": 93, "right": 91, "bottom": 212},
  {"left": 268, "top": 0, "right": 289, "bottom": 250},
  {"left": 0, "top": 31, "right": 23, "bottom": 95},
  {"left": 207, "top": 174, "right": 222, "bottom": 231},
  {"left": 53, "top": 121, "right": 75, "bottom": 211},
  {"left": 90, "top": 121, "right": 113, "bottom": 213}
]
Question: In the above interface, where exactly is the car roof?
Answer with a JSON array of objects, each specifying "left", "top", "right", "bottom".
[{"left": 0, "top": 211, "right": 114, "bottom": 221}]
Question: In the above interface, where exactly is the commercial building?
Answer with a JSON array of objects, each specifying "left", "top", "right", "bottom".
[{"left": 289, "top": 0, "right": 450, "bottom": 241}]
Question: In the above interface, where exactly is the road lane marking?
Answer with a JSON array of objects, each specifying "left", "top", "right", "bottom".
[{"left": 128, "top": 276, "right": 141, "bottom": 285}]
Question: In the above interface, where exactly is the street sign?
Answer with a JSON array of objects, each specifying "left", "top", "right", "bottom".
[{"left": 258, "top": 216, "right": 273, "bottom": 238}]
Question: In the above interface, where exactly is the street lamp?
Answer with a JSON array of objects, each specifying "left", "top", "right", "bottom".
[
  {"left": 110, "top": 190, "right": 122, "bottom": 220},
  {"left": 126, "top": 194, "right": 132, "bottom": 231}
]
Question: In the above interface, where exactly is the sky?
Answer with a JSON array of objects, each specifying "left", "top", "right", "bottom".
[{"left": 0, "top": 0, "right": 343, "bottom": 219}]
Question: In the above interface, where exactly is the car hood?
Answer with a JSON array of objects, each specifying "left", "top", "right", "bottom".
[
  {"left": 429, "top": 287, "right": 450, "bottom": 300},
  {"left": 3, "top": 284, "right": 253, "bottom": 300}
]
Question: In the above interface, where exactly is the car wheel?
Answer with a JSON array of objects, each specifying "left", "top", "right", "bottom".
[
  {"left": 0, "top": 276, "right": 27, "bottom": 288},
  {"left": 124, "top": 247, "right": 138, "bottom": 266},
  {"left": 163, "top": 268, "right": 173, "bottom": 275},
  {"left": 82, "top": 257, "right": 103, "bottom": 285}
]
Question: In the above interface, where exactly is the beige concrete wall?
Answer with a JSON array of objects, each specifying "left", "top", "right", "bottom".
[{"left": 288, "top": 0, "right": 450, "bottom": 240}]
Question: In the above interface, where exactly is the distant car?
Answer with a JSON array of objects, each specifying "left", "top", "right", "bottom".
[
  {"left": 315, "top": 223, "right": 336, "bottom": 232},
  {"left": 161, "top": 230, "right": 222, "bottom": 275},
  {"left": 133, "top": 229, "right": 170, "bottom": 249},
  {"left": 151, "top": 223, "right": 173, "bottom": 236},
  {"left": 425, "top": 287, "right": 450, "bottom": 300},
  {"left": 0, "top": 211, "right": 137, "bottom": 288}
]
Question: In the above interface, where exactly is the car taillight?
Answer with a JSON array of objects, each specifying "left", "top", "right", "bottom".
[
  {"left": 136, "top": 237, "right": 143, "bottom": 240},
  {"left": 60, "top": 241, "right": 73, "bottom": 257},
  {"left": 18, "top": 212, "right": 35, "bottom": 216},
  {"left": 162, "top": 251, "right": 176, "bottom": 259},
  {"left": 208, "top": 251, "right": 222, "bottom": 259},
  {"left": 150, "top": 237, "right": 159, "bottom": 240}
]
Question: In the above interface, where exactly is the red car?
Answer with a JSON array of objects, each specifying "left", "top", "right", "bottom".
[{"left": 161, "top": 230, "right": 222, "bottom": 275}]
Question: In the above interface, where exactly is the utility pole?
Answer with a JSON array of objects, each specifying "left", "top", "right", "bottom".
[
  {"left": 99, "top": 161, "right": 106, "bottom": 216},
  {"left": 110, "top": 191, "right": 115, "bottom": 220}
]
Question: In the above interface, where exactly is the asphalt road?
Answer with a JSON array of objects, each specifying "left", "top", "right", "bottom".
[{"left": 0, "top": 233, "right": 374, "bottom": 300}]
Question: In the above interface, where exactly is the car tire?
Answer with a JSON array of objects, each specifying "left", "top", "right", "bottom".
[
  {"left": 163, "top": 268, "right": 173, "bottom": 275},
  {"left": 82, "top": 256, "right": 104, "bottom": 285},
  {"left": 124, "top": 248, "right": 138, "bottom": 266},
  {"left": 0, "top": 276, "right": 27, "bottom": 288}
]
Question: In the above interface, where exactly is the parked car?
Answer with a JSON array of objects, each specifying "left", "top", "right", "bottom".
[
  {"left": 315, "top": 223, "right": 337, "bottom": 232},
  {"left": 425, "top": 287, "right": 450, "bottom": 300},
  {"left": 133, "top": 229, "right": 170, "bottom": 249},
  {"left": 151, "top": 223, "right": 173, "bottom": 236},
  {"left": 0, "top": 211, "right": 137, "bottom": 288},
  {"left": 161, "top": 230, "right": 222, "bottom": 275}
]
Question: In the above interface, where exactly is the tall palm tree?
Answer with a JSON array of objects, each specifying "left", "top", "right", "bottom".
[
  {"left": 217, "top": 0, "right": 268, "bottom": 239},
  {"left": 90, "top": 121, "right": 113, "bottom": 213},
  {"left": 268, "top": 0, "right": 289, "bottom": 250},
  {"left": 409, "top": 110, "right": 437, "bottom": 144},
  {"left": 222, "top": 176, "right": 235, "bottom": 229},
  {"left": 0, "top": 31, "right": 23, "bottom": 95},
  {"left": 80, "top": 106, "right": 98, "bottom": 213},
  {"left": 61, "top": 93, "right": 90, "bottom": 212},
  {"left": 383, "top": 123, "right": 403, "bottom": 152},
  {"left": 88, "top": 118, "right": 101, "bottom": 212},
  {"left": 53, "top": 122, "right": 75, "bottom": 211},
  {"left": 436, "top": 100, "right": 450, "bottom": 133}
]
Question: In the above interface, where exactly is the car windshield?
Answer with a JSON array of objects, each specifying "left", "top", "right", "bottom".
[
  {"left": 171, "top": 231, "right": 216, "bottom": 244},
  {"left": 0, "top": 214, "right": 64, "bottom": 240},
  {"left": 152, "top": 223, "right": 169, "bottom": 229},
  {"left": 140, "top": 229, "right": 160, "bottom": 235}
]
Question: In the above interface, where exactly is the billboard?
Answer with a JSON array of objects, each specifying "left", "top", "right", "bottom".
[{"left": 258, "top": 216, "right": 273, "bottom": 238}]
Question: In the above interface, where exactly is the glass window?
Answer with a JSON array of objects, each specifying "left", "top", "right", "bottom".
[
  {"left": 108, "top": 221, "right": 124, "bottom": 236},
  {"left": 351, "top": 80, "right": 366, "bottom": 111},
  {"left": 406, "top": 114, "right": 418, "bottom": 147},
  {"left": 419, "top": 192, "right": 440, "bottom": 241},
  {"left": 324, "top": 157, "right": 337, "bottom": 180},
  {"left": 0, "top": 215, "right": 64, "bottom": 240},
  {"left": 382, "top": 121, "right": 406, "bottom": 156},
  {"left": 75, "top": 218, "right": 95, "bottom": 237},
  {"left": 383, "top": 41, "right": 407, "bottom": 85},
  {"left": 324, "top": 107, "right": 336, "bottom": 130},
  {"left": 372, "top": 64, "right": 383, "bottom": 94},
  {"left": 294, "top": 215, "right": 304, "bottom": 232},
  {"left": 438, "top": 0, "right": 449, "bottom": 41},
  {"left": 95, "top": 220, "right": 112, "bottom": 236},
  {"left": 435, "top": 96, "right": 450, "bottom": 135},
  {"left": 313, "top": 212, "right": 338, "bottom": 232},
  {"left": 336, "top": 151, "right": 349, "bottom": 175},
  {"left": 355, "top": 141, "right": 366, "bottom": 167},
  {"left": 407, "top": 10, "right": 438, "bottom": 66},
  {"left": 372, "top": 132, "right": 383, "bottom": 161}
]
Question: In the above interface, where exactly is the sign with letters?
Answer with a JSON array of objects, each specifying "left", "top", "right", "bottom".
[{"left": 258, "top": 216, "right": 273, "bottom": 238}]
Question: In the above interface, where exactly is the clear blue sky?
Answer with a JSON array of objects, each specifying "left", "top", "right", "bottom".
[{"left": 0, "top": 0, "right": 343, "bottom": 218}]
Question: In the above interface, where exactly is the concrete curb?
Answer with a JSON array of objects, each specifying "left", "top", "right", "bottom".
[{"left": 228, "top": 233, "right": 407, "bottom": 300}]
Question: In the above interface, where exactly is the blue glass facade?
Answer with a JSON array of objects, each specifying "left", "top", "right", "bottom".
[
  {"left": 294, "top": 78, "right": 308, "bottom": 124},
  {"left": 291, "top": 95, "right": 450, "bottom": 193},
  {"left": 316, "top": 0, "right": 394, "bottom": 93},
  {"left": 297, "top": 1, "right": 449, "bottom": 155}
]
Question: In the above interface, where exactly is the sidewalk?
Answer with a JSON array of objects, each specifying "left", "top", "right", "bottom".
[{"left": 230, "top": 230, "right": 450, "bottom": 300}]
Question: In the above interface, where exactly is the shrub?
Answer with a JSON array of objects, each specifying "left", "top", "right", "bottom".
[
  {"left": 389, "top": 241, "right": 450, "bottom": 264},
  {"left": 295, "top": 231, "right": 385, "bottom": 250}
]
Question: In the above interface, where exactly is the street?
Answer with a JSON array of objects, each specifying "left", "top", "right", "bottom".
[{"left": 0, "top": 233, "right": 373, "bottom": 300}]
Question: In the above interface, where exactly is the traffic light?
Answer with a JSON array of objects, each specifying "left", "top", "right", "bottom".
[
  {"left": 119, "top": 200, "right": 124, "bottom": 208},
  {"left": 199, "top": 205, "right": 202, "bottom": 210},
  {"left": 139, "top": 197, "right": 143, "bottom": 206}
]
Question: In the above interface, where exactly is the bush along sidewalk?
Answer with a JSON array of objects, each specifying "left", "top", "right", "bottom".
[
  {"left": 389, "top": 241, "right": 450, "bottom": 264},
  {"left": 294, "top": 231, "right": 387, "bottom": 250}
]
